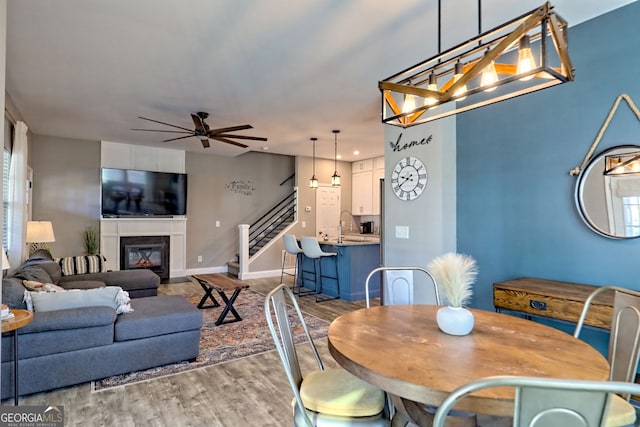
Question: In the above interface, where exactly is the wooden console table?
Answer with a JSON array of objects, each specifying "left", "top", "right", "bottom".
[{"left": 493, "top": 277, "right": 614, "bottom": 330}]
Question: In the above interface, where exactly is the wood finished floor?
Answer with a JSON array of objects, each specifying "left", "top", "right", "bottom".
[
  {"left": 2, "top": 277, "right": 367, "bottom": 427},
  {"left": 4, "top": 277, "right": 509, "bottom": 426}
]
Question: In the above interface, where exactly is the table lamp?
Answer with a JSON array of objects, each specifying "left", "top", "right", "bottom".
[{"left": 26, "top": 221, "right": 55, "bottom": 254}]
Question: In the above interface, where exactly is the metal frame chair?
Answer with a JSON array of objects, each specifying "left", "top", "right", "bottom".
[
  {"left": 573, "top": 286, "right": 640, "bottom": 426},
  {"left": 432, "top": 375, "right": 640, "bottom": 427},
  {"left": 299, "top": 236, "right": 340, "bottom": 302},
  {"left": 364, "top": 266, "right": 441, "bottom": 308},
  {"left": 574, "top": 286, "right": 640, "bottom": 388},
  {"left": 265, "top": 284, "right": 389, "bottom": 427},
  {"left": 281, "top": 234, "right": 304, "bottom": 293},
  {"left": 364, "top": 266, "right": 442, "bottom": 425}
]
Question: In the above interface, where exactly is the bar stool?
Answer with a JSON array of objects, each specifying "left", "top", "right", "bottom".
[
  {"left": 280, "top": 234, "right": 304, "bottom": 294},
  {"left": 300, "top": 236, "right": 340, "bottom": 303}
]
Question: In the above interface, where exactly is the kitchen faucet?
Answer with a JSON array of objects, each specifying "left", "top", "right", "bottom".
[{"left": 338, "top": 210, "right": 359, "bottom": 244}]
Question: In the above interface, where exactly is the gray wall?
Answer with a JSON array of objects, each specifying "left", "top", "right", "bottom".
[
  {"left": 185, "top": 150, "right": 294, "bottom": 270},
  {"left": 31, "top": 135, "right": 101, "bottom": 256},
  {"left": 382, "top": 114, "right": 457, "bottom": 302},
  {"left": 26, "top": 134, "right": 357, "bottom": 274}
]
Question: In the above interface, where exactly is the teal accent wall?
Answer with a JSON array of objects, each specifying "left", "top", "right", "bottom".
[
  {"left": 457, "top": 1, "right": 640, "bottom": 315},
  {"left": 457, "top": 2, "right": 640, "bottom": 356}
]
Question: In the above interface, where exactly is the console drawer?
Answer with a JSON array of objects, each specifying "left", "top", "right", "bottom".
[{"left": 493, "top": 277, "right": 614, "bottom": 329}]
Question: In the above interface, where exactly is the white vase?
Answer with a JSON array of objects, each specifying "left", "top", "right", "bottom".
[{"left": 436, "top": 306, "right": 474, "bottom": 336}]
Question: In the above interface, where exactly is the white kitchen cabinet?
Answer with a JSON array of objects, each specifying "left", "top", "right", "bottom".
[
  {"left": 352, "top": 169, "right": 373, "bottom": 214},
  {"left": 352, "top": 157, "right": 384, "bottom": 215}
]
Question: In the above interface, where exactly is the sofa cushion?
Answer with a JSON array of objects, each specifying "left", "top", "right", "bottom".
[
  {"left": 114, "top": 295, "right": 202, "bottom": 341},
  {"left": 1, "top": 277, "right": 27, "bottom": 309},
  {"left": 2, "top": 307, "right": 117, "bottom": 360},
  {"left": 58, "top": 269, "right": 160, "bottom": 294},
  {"left": 55, "top": 255, "right": 108, "bottom": 276},
  {"left": 25, "top": 286, "right": 133, "bottom": 314}
]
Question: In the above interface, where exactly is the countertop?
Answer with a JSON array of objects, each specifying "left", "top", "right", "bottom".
[{"left": 319, "top": 234, "right": 380, "bottom": 246}]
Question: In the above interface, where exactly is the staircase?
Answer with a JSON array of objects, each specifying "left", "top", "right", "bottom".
[{"left": 227, "top": 189, "right": 297, "bottom": 277}]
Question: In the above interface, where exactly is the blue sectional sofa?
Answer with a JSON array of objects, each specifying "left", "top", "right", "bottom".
[{"left": 1, "top": 251, "right": 202, "bottom": 399}]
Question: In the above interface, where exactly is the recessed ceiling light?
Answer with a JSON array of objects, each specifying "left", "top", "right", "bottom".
[
  {"left": 336, "top": 154, "right": 342, "bottom": 160},
  {"left": 353, "top": 150, "right": 360, "bottom": 156},
  {"left": 261, "top": 146, "right": 269, "bottom": 150}
]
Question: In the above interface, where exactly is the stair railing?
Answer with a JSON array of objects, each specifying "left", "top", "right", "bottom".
[{"left": 236, "top": 187, "right": 298, "bottom": 278}]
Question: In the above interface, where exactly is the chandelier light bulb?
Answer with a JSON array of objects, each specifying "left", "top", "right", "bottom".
[
  {"left": 424, "top": 73, "right": 438, "bottom": 108},
  {"left": 517, "top": 35, "right": 536, "bottom": 81},
  {"left": 481, "top": 56, "right": 498, "bottom": 92},
  {"left": 402, "top": 94, "right": 416, "bottom": 114},
  {"left": 453, "top": 61, "right": 467, "bottom": 101}
]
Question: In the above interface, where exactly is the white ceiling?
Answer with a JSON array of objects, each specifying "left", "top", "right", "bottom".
[{"left": 5, "top": 0, "right": 636, "bottom": 161}]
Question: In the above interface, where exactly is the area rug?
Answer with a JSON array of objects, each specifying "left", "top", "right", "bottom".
[{"left": 92, "top": 288, "right": 329, "bottom": 391}]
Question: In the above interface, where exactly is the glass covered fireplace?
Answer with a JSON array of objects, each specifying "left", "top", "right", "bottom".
[{"left": 120, "top": 236, "right": 170, "bottom": 279}]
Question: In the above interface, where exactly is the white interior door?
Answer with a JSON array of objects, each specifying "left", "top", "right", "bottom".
[{"left": 316, "top": 185, "right": 340, "bottom": 238}]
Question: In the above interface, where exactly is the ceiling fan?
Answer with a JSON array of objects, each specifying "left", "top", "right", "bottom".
[{"left": 132, "top": 112, "right": 267, "bottom": 148}]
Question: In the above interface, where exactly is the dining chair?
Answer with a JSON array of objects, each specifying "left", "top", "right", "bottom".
[
  {"left": 364, "top": 266, "right": 443, "bottom": 426},
  {"left": 265, "top": 284, "right": 389, "bottom": 427},
  {"left": 364, "top": 266, "right": 440, "bottom": 309},
  {"left": 574, "top": 286, "right": 640, "bottom": 426},
  {"left": 432, "top": 375, "right": 640, "bottom": 427},
  {"left": 281, "top": 234, "right": 304, "bottom": 294},
  {"left": 299, "top": 236, "right": 340, "bottom": 302}
]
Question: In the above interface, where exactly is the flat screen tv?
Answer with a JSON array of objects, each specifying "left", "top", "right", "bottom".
[{"left": 101, "top": 168, "right": 187, "bottom": 217}]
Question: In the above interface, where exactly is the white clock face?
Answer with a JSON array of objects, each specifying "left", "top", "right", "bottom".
[{"left": 391, "top": 156, "right": 428, "bottom": 201}]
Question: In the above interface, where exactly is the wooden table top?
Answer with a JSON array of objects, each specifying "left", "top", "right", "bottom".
[
  {"left": 327, "top": 305, "right": 610, "bottom": 417},
  {"left": 1, "top": 309, "right": 33, "bottom": 333},
  {"left": 191, "top": 274, "right": 249, "bottom": 291}
]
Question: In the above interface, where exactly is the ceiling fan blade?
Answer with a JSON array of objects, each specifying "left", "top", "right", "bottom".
[
  {"left": 208, "top": 125, "right": 253, "bottom": 135},
  {"left": 215, "top": 134, "right": 268, "bottom": 142},
  {"left": 212, "top": 136, "right": 249, "bottom": 148},
  {"left": 200, "top": 138, "right": 210, "bottom": 148},
  {"left": 138, "top": 117, "right": 194, "bottom": 132},
  {"left": 191, "top": 114, "right": 207, "bottom": 133},
  {"left": 162, "top": 135, "right": 197, "bottom": 143},
  {"left": 131, "top": 128, "right": 192, "bottom": 134}
]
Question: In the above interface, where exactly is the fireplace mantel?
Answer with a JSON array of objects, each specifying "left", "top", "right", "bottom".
[{"left": 100, "top": 217, "right": 187, "bottom": 278}]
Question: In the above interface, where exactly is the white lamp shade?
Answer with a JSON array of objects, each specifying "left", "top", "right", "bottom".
[
  {"left": 26, "top": 221, "right": 56, "bottom": 243},
  {"left": 2, "top": 247, "right": 9, "bottom": 270}
]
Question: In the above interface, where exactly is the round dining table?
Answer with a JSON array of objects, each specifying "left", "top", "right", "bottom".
[{"left": 327, "top": 305, "right": 610, "bottom": 417}]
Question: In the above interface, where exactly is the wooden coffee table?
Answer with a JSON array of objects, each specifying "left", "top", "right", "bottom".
[
  {"left": 2, "top": 309, "right": 33, "bottom": 405},
  {"left": 191, "top": 274, "right": 249, "bottom": 325}
]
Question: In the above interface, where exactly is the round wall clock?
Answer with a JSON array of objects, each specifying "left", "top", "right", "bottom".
[{"left": 391, "top": 156, "right": 428, "bottom": 201}]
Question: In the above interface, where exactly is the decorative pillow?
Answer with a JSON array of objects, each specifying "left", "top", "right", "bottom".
[
  {"left": 24, "top": 286, "right": 133, "bottom": 314},
  {"left": 23, "top": 280, "right": 65, "bottom": 292},
  {"left": 54, "top": 255, "right": 108, "bottom": 276}
]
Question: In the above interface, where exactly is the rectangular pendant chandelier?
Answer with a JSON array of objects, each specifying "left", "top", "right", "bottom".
[{"left": 379, "top": 2, "right": 573, "bottom": 127}]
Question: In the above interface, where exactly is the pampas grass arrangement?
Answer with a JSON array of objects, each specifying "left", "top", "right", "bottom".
[{"left": 428, "top": 252, "right": 478, "bottom": 307}]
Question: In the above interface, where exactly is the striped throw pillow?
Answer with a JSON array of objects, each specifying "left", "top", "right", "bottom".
[{"left": 54, "top": 255, "right": 108, "bottom": 276}]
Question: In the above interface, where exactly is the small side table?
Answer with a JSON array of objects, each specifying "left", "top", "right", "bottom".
[{"left": 2, "top": 309, "right": 33, "bottom": 405}]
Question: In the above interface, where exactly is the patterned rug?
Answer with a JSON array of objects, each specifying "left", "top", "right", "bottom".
[{"left": 92, "top": 288, "right": 329, "bottom": 391}]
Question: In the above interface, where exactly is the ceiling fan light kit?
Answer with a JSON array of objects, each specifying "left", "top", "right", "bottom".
[
  {"left": 132, "top": 111, "right": 267, "bottom": 149},
  {"left": 379, "top": 1, "right": 573, "bottom": 128}
]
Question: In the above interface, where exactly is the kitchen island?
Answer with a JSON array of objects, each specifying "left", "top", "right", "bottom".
[{"left": 299, "top": 237, "right": 381, "bottom": 302}]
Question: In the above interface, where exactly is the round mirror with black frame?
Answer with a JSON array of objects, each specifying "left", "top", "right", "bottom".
[{"left": 575, "top": 145, "right": 640, "bottom": 239}]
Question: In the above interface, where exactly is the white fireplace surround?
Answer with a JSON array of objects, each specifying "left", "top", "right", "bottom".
[{"left": 100, "top": 218, "right": 187, "bottom": 278}]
